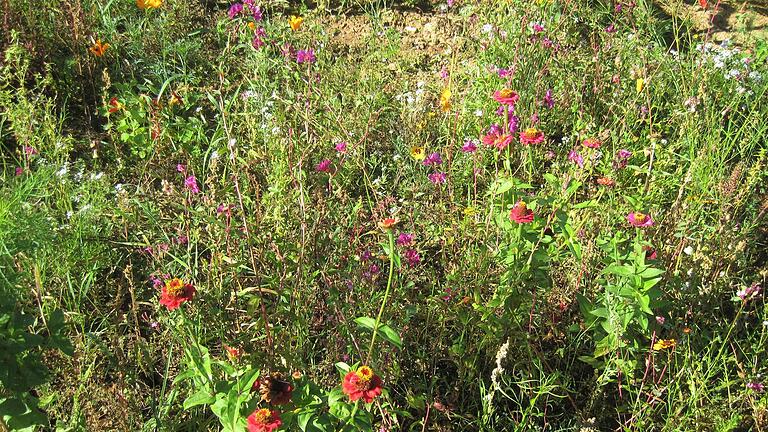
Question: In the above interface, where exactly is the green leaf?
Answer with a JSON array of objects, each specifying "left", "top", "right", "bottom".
[
  {"left": 354, "top": 317, "right": 402, "bottom": 348},
  {"left": 183, "top": 389, "right": 215, "bottom": 410}
]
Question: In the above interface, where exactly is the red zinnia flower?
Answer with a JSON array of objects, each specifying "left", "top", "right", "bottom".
[
  {"left": 224, "top": 345, "right": 242, "bottom": 360},
  {"left": 247, "top": 408, "right": 282, "bottom": 432},
  {"left": 481, "top": 131, "right": 514, "bottom": 150},
  {"left": 378, "top": 218, "right": 399, "bottom": 231},
  {"left": 627, "top": 212, "right": 654, "bottom": 227},
  {"left": 509, "top": 201, "right": 534, "bottom": 224},
  {"left": 159, "top": 278, "right": 195, "bottom": 311},
  {"left": 519, "top": 128, "right": 545, "bottom": 145},
  {"left": 342, "top": 366, "right": 383, "bottom": 403},
  {"left": 582, "top": 137, "right": 602, "bottom": 149},
  {"left": 492, "top": 88, "right": 520, "bottom": 105}
]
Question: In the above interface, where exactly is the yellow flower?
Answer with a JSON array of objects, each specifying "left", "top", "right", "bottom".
[
  {"left": 89, "top": 39, "right": 110, "bottom": 57},
  {"left": 409, "top": 145, "right": 426, "bottom": 161},
  {"left": 288, "top": 15, "right": 304, "bottom": 31},
  {"left": 137, "top": 0, "right": 163, "bottom": 9},
  {"left": 463, "top": 206, "right": 477, "bottom": 218},
  {"left": 636, "top": 78, "right": 645, "bottom": 93},
  {"left": 652, "top": 339, "right": 676, "bottom": 351},
  {"left": 248, "top": 22, "right": 257, "bottom": 31},
  {"left": 439, "top": 87, "right": 451, "bottom": 112}
]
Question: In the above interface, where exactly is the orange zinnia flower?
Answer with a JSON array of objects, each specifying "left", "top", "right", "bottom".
[
  {"left": 89, "top": 39, "right": 110, "bottom": 57},
  {"left": 288, "top": 15, "right": 304, "bottom": 31},
  {"left": 378, "top": 217, "right": 399, "bottom": 231},
  {"left": 159, "top": 278, "right": 195, "bottom": 311}
]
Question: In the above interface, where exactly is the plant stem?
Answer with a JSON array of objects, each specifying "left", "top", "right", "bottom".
[{"left": 366, "top": 230, "right": 396, "bottom": 365}]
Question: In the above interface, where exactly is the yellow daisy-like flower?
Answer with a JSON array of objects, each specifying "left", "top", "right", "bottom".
[
  {"left": 439, "top": 87, "right": 451, "bottom": 112},
  {"left": 288, "top": 15, "right": 304, "bottom": 31},
  {"left": 652, "top": 339, "right": 676, "bottom": 351},
  {"left": 410, "top": 145, "right": 426, "bottom": 161},
  {"left": 248, "top": 22, "right": 257, "bottom": 31},
  {"left": 636, "top": 78, "right": 645, "bottom": 93},
  {"left": 137, "top": 0, "right": 163, "bottom": 9},
  {"left": 463, "top": 206, "right": 477, "bottom": 218}
]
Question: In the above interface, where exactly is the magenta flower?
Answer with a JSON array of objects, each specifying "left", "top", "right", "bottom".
[
  {"left": 177, "top": 164, "right": 186, "bottom": 173},
  {"left": 403, "top": 249, "right": 421, "bottom": 267},
  {"left": 614, "top": 149, "right": 632, "bottom": 169},
  {"left": 627, "top": 212, "right": 654, "bottom": 227},
  {"left": 360, "top": 250, "right": 372, "bottom": 262},
  {"left": 423, "top": 152, "right": 443, "bottom": 166},
  {"left": 23, "top": 146, "right": 38, "bottom": 156},
  {"left": 184, "top": 175, "right": 200, "bottom": 194},
  {"left": 568, "top": 149, "right": 584, "bottom": 168},
  {"left": 428, "top": 172, "right": 447, "bottom": 184},
  {"left": 543, "top": 89, "right": 554, "bottom": 109},
  {"left": 335, "top": 141, "right": 348, "bottom": 153},
  {"left": 217, "top": 203, "right": 234, "bottom": 217},
  {"left": 605, "top": 24, "right": 616, "bottom": 33},
  {"left": 396, "top": 233, "right": 415, "bottom": 247},
  {"left": 496, "top": 67, "right": 512, "bottom": 78},
  {"left": 15, "top": 167, "right": 23, "bottom": 176},
  {"left": 746, "top": 382, "right": 764, "bottom": 392},
  {"left": 296, "top": 49, "right": 316, "bottom": 64},
  {"left": 736, "top": 282, "right": 761, "bottom": 301},
  {"left": 252, "top": 35, "right": 265, "bottom": 49},
  {"left": 316, "top": 159, "right": 332, "bottom": 173},
  {"left": 228, "top": 2, "right": 243, "bottom": 19},
  {"left": 462, "top": 139, "right": 478, "bottom": 153}
]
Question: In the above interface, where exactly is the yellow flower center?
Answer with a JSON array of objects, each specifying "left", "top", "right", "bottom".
[
  {"left": 253, "top": 408, "right": 272, "bottom": 423},
  {"left": 517, "top": 201, "right": 527, "bottom": 210},
  {"left": 634, "top": 212, "right": 646, "bottom": 222},
  {"left": 498, "top": 88, "right": 515, "bottom": 98},
  {"left": 524, "top": 128, "right": 539, "bottom": 137},
  {"left": 165, "top": 278, "right": 185, "bottom": 296}
]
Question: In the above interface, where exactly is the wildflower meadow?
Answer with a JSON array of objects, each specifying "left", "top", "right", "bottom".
[{"left": 1, "top": 0, "right": 767, "bottom": 430}]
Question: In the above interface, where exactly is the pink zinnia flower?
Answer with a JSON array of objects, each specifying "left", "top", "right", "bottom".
[
  {"left": 184, "top": 175, "right": 200, "bottom": 194},
  {"left": 482, "top": 125, "right": 514, "bottom": 150},
  {"left": 509, "top": 201, "right": 534, "bottom": 224},
  {"left": 316, "top": 159, "right": 332, "bottom": 173},
  {"left": 627, "top": 212, "right": 654, "bottom": 227},
  {"left": 428, "top": 172, "right": 447, "bottom": 184},
  {"left": 519, "top": 128, "right": 545, "bottom": 145},
  {"left": 492, "top": 88, "right": 520, "bottom": 105}
]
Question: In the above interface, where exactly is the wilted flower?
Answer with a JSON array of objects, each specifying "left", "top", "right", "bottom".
[
  {"left": 519, "top": 128, "right": 545, "bottom": 145},
  {"left": 428, "top": 172, "right": 447, "bottom": 184},
  {"left": 597, "top": 177, "right": 615, "bottom": 186},
  {"left": 378, "top": 218, "right": 399, "bottom": 231},
  {"left": 342, "top": 366, "right": 383, "bottom": 403},
  {"left": 247, "top": 408, "right": 282, "bottom": 432},
  {"left": 627, "top": 212, "right": 654, "bottom": 227},
  {"left": 184, "top": 175, "right": 200, "bottom": 194},
  {"left": 159, "top": 278, "right": 196, "bottom": 311},
  {"left": 614, "top": 149, "right": 632, "bottom": 168},
  {"left": 288, "top": 15, "right": 304, "bottom": 31},
  {"left": 252, "top": 373, "right": 293, "bottom": 405}
]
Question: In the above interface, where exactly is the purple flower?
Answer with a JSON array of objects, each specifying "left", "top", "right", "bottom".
[
  {"left": 488, "top": 124, "right": 503, "bottom": 135},
  {"left": 508, "top": 115, "right": 520, "bottom": 134},
  {"left": 605, "top": 24, "right": 616, "bottom": 33},
  {"left": 737, "top": 282, "right": 761, "bottom": 301},
  {"left": 335, "top": 141, "right": 348, "bottom": 153},
  {"left": 184, "top": 175, "right": 200, "bottom": 194},
  {"left": 404, "top": 248, "right": 421, "bottom": 267},
  {"left": 497, "top": 67, "right": 512, "bottom": 78},
  {"left": 175, "top": 235, "right": 188, "bottom": 245},
  {"left": 177, "top": 163, "right": 186, "bottom": 173},
  {"left": 423, "top": 152, "right": 443, "bottom": 166},
  {"left": 217, "top": 203, "right": 234, "bottom": 216},
  {"left": 316, "top": 159, "right": 332, "bottom": 173},
  {"left": 614, "top": 149, "right": 632, "bottom": 169},
  {"left": 568, "top": 149, "right": 584, "bottom": 168},
  {"left": 296, "top": 49, "right": 316, "bottom": 64},
  {"left": 252, "top": 35, "right": 265, "bottom": 49},
  {"left": 543, "top": 89, "right": 554, "bottom": 109},
  {"left": 440, "top": 65, "right": 449, "bottom": 80},
  {"left": 360, "top": 250, "right": 372, "bottom": 262},
  {"left": 23, "top": 146, "right": 38, "bottom": 156},
  {"left": 15, "top": 167, "right": 23, "bottom": 176},
  {"left": 428, "top": 172, "right": 447, "bottom": 184},
  {"left": 228, "top": 2, "right": 243, "bottom": 19},
  {"left": 746, "top": 382, "right": 764, "bottom": 392},
  {"left": 249, "top": 4, "right": 263, "bottom": 21},
  {"left": 462, "top": 139, "right": 478, "bottom": 153},
  {"left": 396, "top": 233, "right": 415, "bottom": 247}
]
